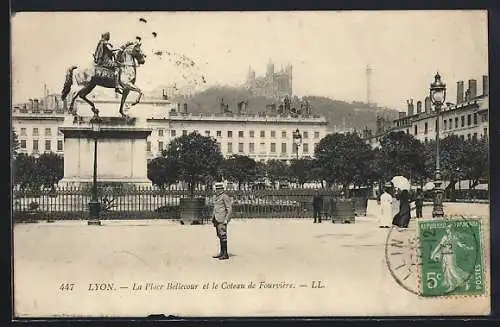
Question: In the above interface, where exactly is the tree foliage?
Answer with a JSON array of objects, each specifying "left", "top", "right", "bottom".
[
  {"left": 289, "top": 158, "right": 314, "bottom": 185},
  {"left": 314, "top": 132, "right": 373, "bottom": 190},
  {"left": 34, "top": 153, "right": 64, "bottom": 189},
  {"left": 164, "top": 132, "right": 224, "bottom": 195},
  {"left": 222, "top": 155, "right": 259, "bottom": 189},
  {"left": 13, "top": 153, "right": 37, "bottom": 190},
  {"left": 265, "top": 160, "right": 290, "bottom": 186},
  {"left": 147, "top": 156, "right": 179, "bottom": 188},
  {"left": 378, "top": 131, "right": 426, "bottom": 182}
]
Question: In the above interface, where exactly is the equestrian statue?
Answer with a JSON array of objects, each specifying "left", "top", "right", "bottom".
[{"left": 61, "top": 32, "right": 147, "bottom": 119}]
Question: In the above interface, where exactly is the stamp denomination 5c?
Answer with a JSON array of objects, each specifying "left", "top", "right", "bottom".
[{"left": 418, "top": 218, "right": 485, "bottom": 297}]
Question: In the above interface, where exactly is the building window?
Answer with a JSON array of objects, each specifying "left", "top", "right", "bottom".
[
  {"left": 406, "top": 129, "right": 409, "bottom": 134},
  {"left": 146, "top": 141, "right": 151, "bottom": 152},
  {"left": 216, "top": 142, "right": 221, "bottom": 149},
  {"left": 249, "top": 143, "right": 255, "bottom": 153},
  {"left": 460, "top": 135, "right": 465, "bottom": 141},
  {"left": 303, "top": 143, "right": 309, "bottom": 153},
  {"left": 483, "top": 127, "right": 488, "bottom": 138},
  {"left": 238, "top": 131, "right": 244, "bottom": 138},
  {"left": 443, "top": 120, "right": 447, "bottom": 130},
  {"left": 227, "top": 131, "right": 233, "bottom": 138},
  {"left": 281, "top": 143, "right": 287, "bottom": 153},
  {"left": 282, "top": 131, "right": 287, "bottom": 138},
  {"left": 238, "top": 143, "right": 244, "bottom": 153},
  {"left": 57, "top": 140, "right": 63, "bottom": 151},
  {"left": 473, "top": 133, "right": 478, "bottom": 140},
  {"left": 424, "top": 122, "right": 428, "bottom": 134},
  {"left": 33, "top": 128, "right": 39, "bottom": 136},
  {"left": 216, "top": 131, "right": 222, "bottom": 137},
  {"left": 270, "top": 143, "right": 276, "bottom": 153},
  {"left": 45, "top": 128, "right": 52, "bottom": 136},
  {"left": 249, "top": 131, "right": 255, "bottom": 138},
  {"left": 45, "top": 140, "right": 51, "bottom": 151},
  {"left": 158, "top": 129, "right": 164, "bottom": 137},
  {"left": 260, "top": 130, "right": 265, "bottom": 138},
  {"left": 20, "top": 128, "right": 27, "bottom": 136},
  {"left": 182, "top": 130, "right": 187, "bottom": 136},
  {"left": 467, "top": 134, "right": 471, "bottom": 140},
  {"left": 467, "top": 115, "right": 471, "bottom": 126},
  {"left": 227, "top": 142, "right": 233, "bottom": 153},
  {"left": 20, "top": 140, "right": 26, "bottom": 149},
  {"left": 455, "top": 117, "right": 458, "bottom": 128},
  {"left": 414, "top": 125, "right": 418, "bottom": 135},
  {"left": 33, "top": 140, "right": 39, "bottom": 152},
  {"left": 205, "top": 130, "right": 210, "bottom": 137},
  {"left": 158, "top": 141, "right": 164, "bottom": 152},
  {"left": 171, "top": 130, "right": 176, "bottom": 137},
  {"left": 314, "top": 131, "right": 320, "bottom": 139},
  {"left": 270, "top": 131, "right": 276, "bottom": 138},
  {"left": 449, "top": 118, "right": 453, "bottom": 129},
  {"left": 461, "top": 116, "right": 465, "bottom": 127},
  {"left": 473, "top": 113, "right": 478, "bottom": 125},
  {"left": 303, "top": 131, "right": 308, "bottom": 139},
  {"left": 435, "top": 119, "right": 438, "bottom": 131}
]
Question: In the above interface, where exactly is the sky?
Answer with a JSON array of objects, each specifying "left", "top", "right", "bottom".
[{"left": 11, "top": 10, "right": 488, "bottom": 110}]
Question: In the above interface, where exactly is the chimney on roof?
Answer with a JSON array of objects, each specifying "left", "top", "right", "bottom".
[
  {"left": 456, "top": 80, "right": 464, "bottom": 104},
  {"left": 482, "top": 75, "right": 488, "bottom": 96},
  {"left": 398, "top": 111, "right": 406, "bottom": 118},
  {"left": 407, "top": 99, "right": 414, "bottom": 116},
  {"left": 424, "top": 96, "right": 431, "bottom": 113},
  {"left": 177, "top": 103, "right": 181, "bottom": 113},
  {"left": 416, "top": 100, "right": 422, "bottom": 114},
  {"left": 33, "top": 99, "right": 39, "bottom": 111},
  {"left": 468, "top": 79, "right": 477, "bottom": 99},
  {"left": 183, "top": 103, "right": 188, "bottom": 114}
]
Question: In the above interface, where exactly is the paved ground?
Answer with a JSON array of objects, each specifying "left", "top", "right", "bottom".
[{"left": 13, "top": 202, "right": 490, "bottom": 317}]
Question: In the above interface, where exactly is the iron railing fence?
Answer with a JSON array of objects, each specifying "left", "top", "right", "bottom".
[{"left": 12, "top": 186, "right": 364, "bottom": 221}]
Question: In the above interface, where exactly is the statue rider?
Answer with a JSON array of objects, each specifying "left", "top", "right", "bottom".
[{"left": 93, "top": 32, "right": 122, "bottom": 94}]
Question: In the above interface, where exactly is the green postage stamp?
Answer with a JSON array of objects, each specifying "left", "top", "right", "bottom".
[{"left": 418, "top": 218, "right": 485, "bottom": 297}]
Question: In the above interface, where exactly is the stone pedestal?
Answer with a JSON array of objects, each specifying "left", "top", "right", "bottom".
[{"left": 59, "top": 116, "right": 153, "bottom": 187}]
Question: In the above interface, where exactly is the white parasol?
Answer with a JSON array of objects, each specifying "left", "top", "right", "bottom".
[
  {"left": 391, "top": 175, "right": 411, "bottom": 191},
  {"left": 423, "top": 181, "right": 435, "bottom": 191}
]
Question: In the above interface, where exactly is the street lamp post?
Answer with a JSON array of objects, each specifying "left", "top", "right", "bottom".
[
  {"left": 430, "top": 72, "right": 446, "bottom": 218},
  {"left": 293, "top": 128, "right": 302, "bottom": 160},
  {"left": 88, "top": 117, "right": 102, "bottom": 226}
]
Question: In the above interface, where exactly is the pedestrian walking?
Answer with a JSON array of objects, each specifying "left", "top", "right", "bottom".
[
  {"left": 392, "top": 189, "right": 411, "bottom": 228},
  {"left": 211, "top": 182, "right": 232, "bottom": 260},
  {"left": 415, "top": 188, "right": 424, "bottom": 218},
  {"left": 378, "top": 183, "right": 393, "bottom": 228},
  {"left": 312, "top": 190, "right": 323, "bottom": 223}
]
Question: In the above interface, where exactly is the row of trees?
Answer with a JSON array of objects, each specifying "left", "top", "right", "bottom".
[
  {"left": 11, "top": 129, "right": 487, "bottom": 195},
  {"left": 147, "top": 131, "right": 488, "bottom": 194}
]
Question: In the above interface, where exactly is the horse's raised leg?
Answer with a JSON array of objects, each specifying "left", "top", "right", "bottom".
[
  {"left": 122, "top": 82, "right": 143, "bottom": 107},
  {"left": 119, "top": 89, "right": 130, "bottom": 118},
  {"left": 78, "top": 84, "right": 99, "bottom": 117}
]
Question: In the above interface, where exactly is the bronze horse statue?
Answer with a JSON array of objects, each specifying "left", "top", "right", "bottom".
[{"left": 61, "top": 41, "right": 147, "bottom": 119}]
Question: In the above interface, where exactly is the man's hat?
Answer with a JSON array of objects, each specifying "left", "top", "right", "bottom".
[
  {"left": 214, "top": 182, "right": 225, "bottom": 190},
  {"left": 136, "top": 36, "right": 142, "bottom": 42}
]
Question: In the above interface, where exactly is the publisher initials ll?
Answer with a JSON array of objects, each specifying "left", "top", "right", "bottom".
[{"left": 311, "top": 280, "right": 325, "bottom": 288}]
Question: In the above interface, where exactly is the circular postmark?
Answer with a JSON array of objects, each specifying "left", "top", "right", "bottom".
[{"left": 385, "top": 216, "right": 484, "bottom": 297}]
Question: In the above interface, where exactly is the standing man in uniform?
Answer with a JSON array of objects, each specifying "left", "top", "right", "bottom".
[
  {"left": 212, "top": 182, "right": 233, "bottom": 260},
  {"left": 415, "top": 188, "right": 424, "bottom": 218}
]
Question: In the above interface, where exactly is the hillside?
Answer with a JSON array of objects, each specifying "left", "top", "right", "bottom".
[{"left": 165, "top": 86, "right": 400, "bottom": 131}]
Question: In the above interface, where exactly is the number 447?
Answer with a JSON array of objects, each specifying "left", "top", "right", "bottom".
[{"left": 60, "top": 283, "right": 75, "bottom": 291}]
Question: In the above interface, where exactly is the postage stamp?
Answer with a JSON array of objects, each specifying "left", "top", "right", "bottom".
[{"left": 418, "top": 218, "right": 485, "bottom": 297}]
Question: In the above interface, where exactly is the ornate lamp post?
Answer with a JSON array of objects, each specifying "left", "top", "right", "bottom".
[
  {"left": 430, "top": 72, "right": 446, "bottom": 218},
  {"left": 293, "top": 128, "right": 302, "bottom": 160},
  {"left": 88, "top": 117, "right": 102, "bottom": 226}
]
